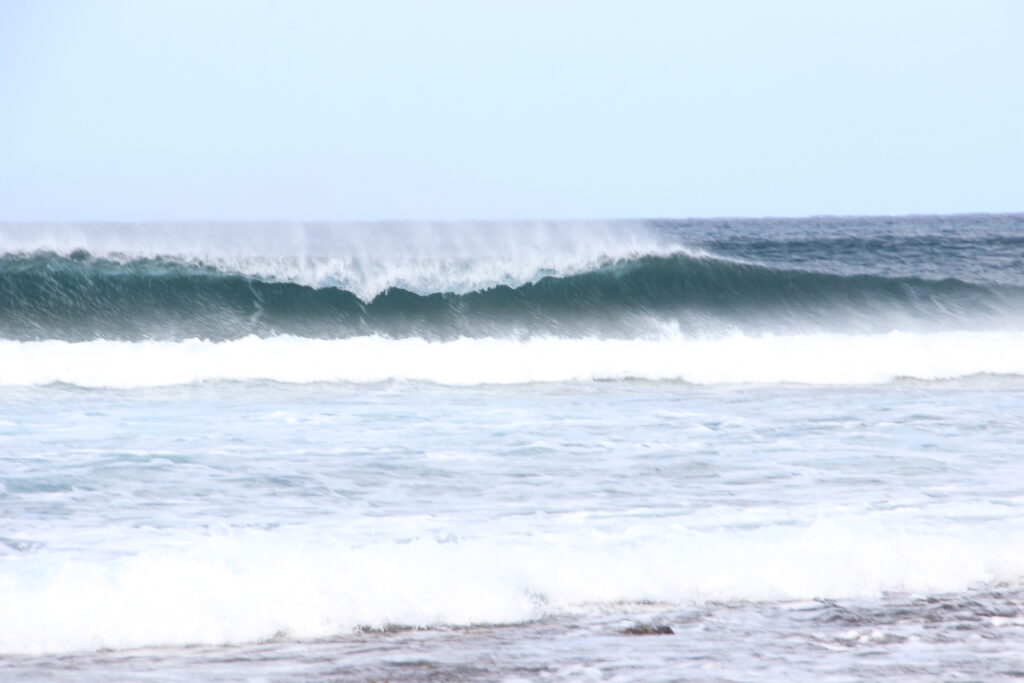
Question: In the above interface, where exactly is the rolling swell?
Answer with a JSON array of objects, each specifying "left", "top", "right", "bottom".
[{"left": 0, "top": 251, "right": 1016, "bottom": 341}]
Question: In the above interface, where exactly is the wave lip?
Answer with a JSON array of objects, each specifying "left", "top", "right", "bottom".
[
  {"left": 0, "top": 221, "right": 689, "bottom": 300},
  {"left": 3, "top": 331, "right": 1023, "bottom": 387}
]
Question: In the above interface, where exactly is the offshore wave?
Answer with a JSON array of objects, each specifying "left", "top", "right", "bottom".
[
  {"left": 0, "top": 221, "right": 687, "bottom": 298},
  {"left": 0, "top": 250, "right": 1018, "bottom": 341},
  {"left": 4, "top": 331, "right": 1024, "bottom": 387}
]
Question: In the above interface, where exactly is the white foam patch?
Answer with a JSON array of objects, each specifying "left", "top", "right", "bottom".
[
  {"left": 1, "top": 518, "right": 1021, "bottom": 655},
  {"left": 2, "top": 331, "right": 1024, "bottom": 387},
  {"left": 0, "top": 222, "right": 696, "bottom": 300}
]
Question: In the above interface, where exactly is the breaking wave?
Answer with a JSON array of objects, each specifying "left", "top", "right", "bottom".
[
  {"left": 0, "top": 250, "right": 1018, "bottom": 341},
  {"left": 2, "top": 220, "right": 1022, "bottom": 384},
  {"left": 2, "top": 518, "right": 1022, "bottom": 654}
]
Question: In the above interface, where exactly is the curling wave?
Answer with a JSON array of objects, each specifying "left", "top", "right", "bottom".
[
  {"left": 0, "top": 250, "right": 1018, "bottom": 341},
  {"left": 0, "top": 221, "right": 685, "bottom": 298}
]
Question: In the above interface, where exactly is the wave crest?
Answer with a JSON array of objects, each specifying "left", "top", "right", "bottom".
[
  {"left": 0, "top": 250, "right": 1016, "bottom": 341},
  {"left": 0, "top": 221, "right": 687, "bottom": 299}
]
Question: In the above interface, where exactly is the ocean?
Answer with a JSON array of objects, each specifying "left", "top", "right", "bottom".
[{"left": 1, "top": 215, "right": 1023, "bottom": 681}]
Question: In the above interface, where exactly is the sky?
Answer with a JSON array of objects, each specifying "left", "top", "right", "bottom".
[{"left": 0, "top": 0, "right": 1021, "bottom": 221}]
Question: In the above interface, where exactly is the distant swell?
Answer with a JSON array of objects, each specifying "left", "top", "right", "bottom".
[{"left": 0, "top": 251, "right": 1017, "bottom": 341}]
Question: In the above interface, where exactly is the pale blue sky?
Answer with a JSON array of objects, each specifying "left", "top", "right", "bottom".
[{"left": 1, "top": 0, "right": 1021, "bottom": 220}]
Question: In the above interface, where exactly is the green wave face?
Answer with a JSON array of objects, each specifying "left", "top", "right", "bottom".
[{"left": 0, "top": 251, "right": 1018, "bottom": 342}]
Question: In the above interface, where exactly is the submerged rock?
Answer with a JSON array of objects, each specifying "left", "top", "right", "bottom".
[{"left": 620, "top": 623, "right": 674, "bottom": 635}]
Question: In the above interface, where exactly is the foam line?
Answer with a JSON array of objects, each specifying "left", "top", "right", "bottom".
[{"left": 2, "top": 331, "right": 1023, "bottom": 387}]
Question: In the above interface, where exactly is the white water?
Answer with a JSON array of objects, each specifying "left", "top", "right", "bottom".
[
  {"left": 3, "top": 517, "right": 1021, "bottom": 655},
  {"left": 3, "top": 330, "right": 1024, "bottom": 387},
  {"left": 4, "top": 219, "right": 1024, "bottom": 680},
  {"left": 0, "top": 222, "right": 696, "bottom": 300}
]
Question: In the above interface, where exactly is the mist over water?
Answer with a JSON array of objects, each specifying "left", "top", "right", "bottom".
[
  {"left": 1, "top": 216, "right": 1023, "bottom": 346},
  {"left": 2, "top": 215, "right": 1024, "bottom": 681}
]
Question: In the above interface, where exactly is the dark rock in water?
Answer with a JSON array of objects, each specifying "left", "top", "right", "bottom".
[
  {"left": 621, "top": 623, "right": 674, "bottom": 635},
  {"left": 356, "top": 623, "right": 419, "bottom": 634}
]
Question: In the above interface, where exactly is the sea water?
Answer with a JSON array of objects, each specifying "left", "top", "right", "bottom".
[{"left": 1, "top": 216, "right": 1023, "bottom": 680}]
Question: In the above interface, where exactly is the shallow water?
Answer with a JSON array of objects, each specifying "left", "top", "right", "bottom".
[
  {"left": 2, "top": 378, "right": 1024, "bottom": 679},
  {"left": 5, "top": 588, "right": 1024, "bottom": 682}
]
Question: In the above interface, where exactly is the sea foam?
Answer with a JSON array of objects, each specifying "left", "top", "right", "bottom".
[
  {"left": 3, "top": 331, "right": 1023, "bottom": 387},
  {"left": 0, "top": 221, "right": 692, "bottom": 300},
  {"left": 1, "top": 517, "right": 1021, "bottom": 655}
]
